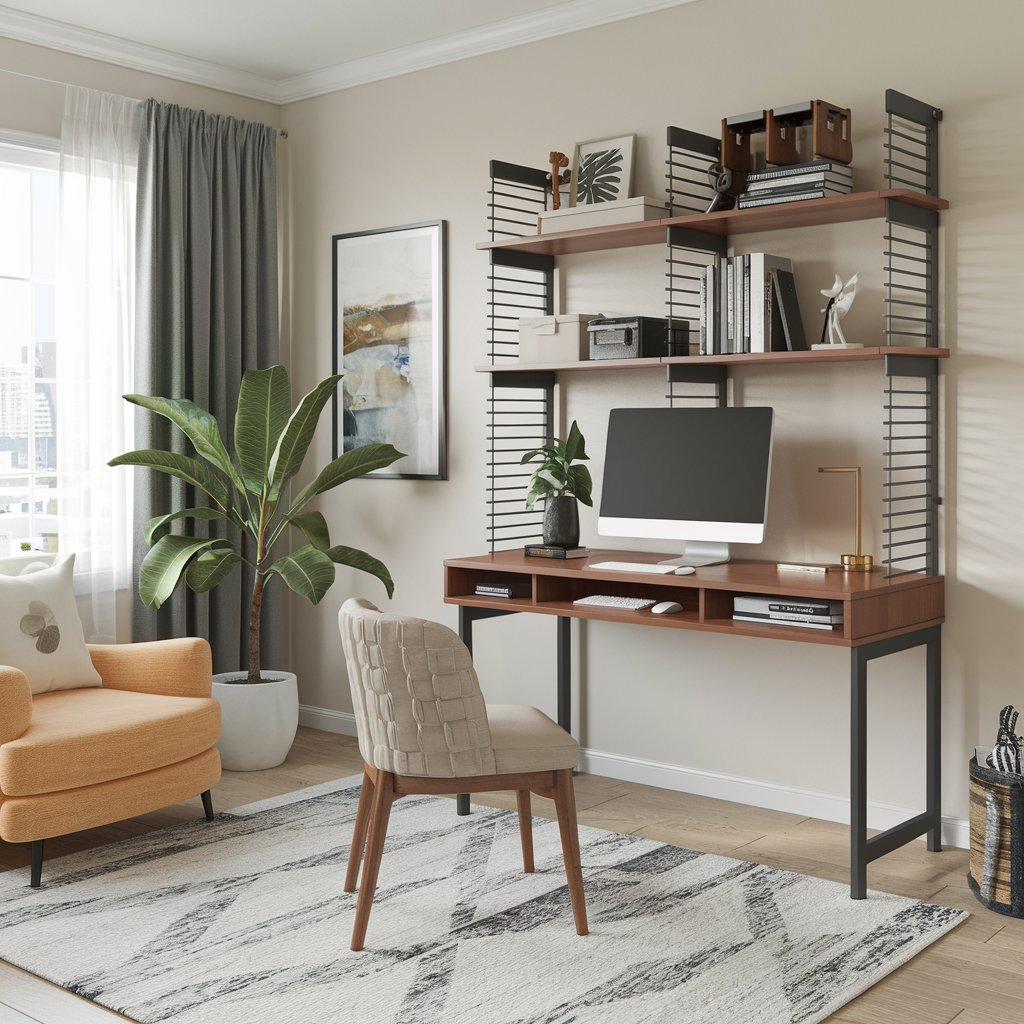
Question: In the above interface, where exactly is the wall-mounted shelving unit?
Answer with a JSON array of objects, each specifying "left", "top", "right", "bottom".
[{"left": 481, "top": 88, "right": 945, "bottom": 577}]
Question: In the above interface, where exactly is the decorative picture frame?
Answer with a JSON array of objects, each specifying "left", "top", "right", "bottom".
[
  {"left": 570, "top": 134, "right": 635, "bottom": 207},
  {"left": 332, "top": 221, "right": 447, "bottom": 480}
]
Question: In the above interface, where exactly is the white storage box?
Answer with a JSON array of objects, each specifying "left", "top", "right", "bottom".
[
  {"left": 517, "top": 314, "right": 601, "bottom": 363},
  {"left": 537, "top": 196, "right": 667, "bottom": 234}
]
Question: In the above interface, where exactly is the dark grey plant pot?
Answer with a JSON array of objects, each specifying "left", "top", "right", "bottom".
[{"left": 543, "top": 495, "right": 580, "bottom": 548}]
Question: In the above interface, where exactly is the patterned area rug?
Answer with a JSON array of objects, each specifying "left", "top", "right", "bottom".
[{"left": 0, "top": 777, "right": 965, "bottom": 1024}]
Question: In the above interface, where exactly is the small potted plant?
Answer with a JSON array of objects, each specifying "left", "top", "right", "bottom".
[
  {"left": 110, "top": 365, "right": 403, "bottom": 771},
  {"left": 522, "top": 420, "right": 593, "bottom": 547}
]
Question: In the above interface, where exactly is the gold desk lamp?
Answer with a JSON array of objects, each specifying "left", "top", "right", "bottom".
[{"left": 818, "top": 466, "right": 873, "bottom": 571}]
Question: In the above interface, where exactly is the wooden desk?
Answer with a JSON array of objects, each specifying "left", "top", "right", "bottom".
[{"left": 443, "top": 549, "right": 945, "bottom": 899}]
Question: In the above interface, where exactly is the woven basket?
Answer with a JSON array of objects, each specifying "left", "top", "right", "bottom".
[{"left": 968, "top": 755, "right": 1024, "bottom": 916}]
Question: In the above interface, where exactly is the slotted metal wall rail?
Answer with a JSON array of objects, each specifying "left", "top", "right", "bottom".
[
  {"left": 881, "top": 91, "right": 943, "bottom": 577},
  {"left": 485, "top": 161, "right": 555, "bottom": 551}
]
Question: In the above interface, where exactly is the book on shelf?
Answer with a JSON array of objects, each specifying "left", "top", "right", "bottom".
[
  {"left": 745, "top": 171, "right": 854, "bottom": 193},
  {"left": 746, "top": 159, "right": 854, "bottom": 183},
  {"left": 738, "top": 186, "right": 850, "bottom": 209},
  {"left": 699, "top": 253, "right": 803, "bottom": 356},
  {"left": 475, "top": 581, "right": 532, "bottom": 599},
  {"left": 771, "top": 269, "right": 807, "bottom": 351},
  {"left": 523, "top": 544, "right": 590, "bottom": 559},
  {"left": 732, "top": 609, "right": 844, "bottom": 625},
  {"left": 732, "top": 614, "right": 838, "bottom": 631},
  {"left": 734, "top": 594, "right": 844, "bottom": 616}
]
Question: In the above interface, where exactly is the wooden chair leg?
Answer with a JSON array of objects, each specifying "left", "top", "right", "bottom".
[
  {"left": 345, "top": 770, "right": 375, "bottom": 893},
  {"left": 516, "top": 790, "right": 534, "bottom": 873},
  {"left": 350, "top": 770, "right": 395, "bottom": 951},
  {"left": 552, "top": 769, "right": 588, "bottom": 936}
]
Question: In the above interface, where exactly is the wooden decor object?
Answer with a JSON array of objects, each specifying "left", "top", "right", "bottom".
[
  {"left": 548, "top": 151, "right": 570, "bottom": 210},
  {"left": 812, "top": 100, "right": 853, "bottom": 164},
  {"left": 720, "top": 109, "right": 766, "bottom": 173},
  {"left": 766, "top": 100, "right": 853, "bottom": 166}
]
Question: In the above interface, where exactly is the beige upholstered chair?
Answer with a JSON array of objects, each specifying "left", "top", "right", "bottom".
[{"left": 338, "top": 598, "right": 587, "bottom": 950}]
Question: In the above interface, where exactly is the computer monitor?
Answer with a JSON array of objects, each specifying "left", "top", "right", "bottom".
[{"left": 598, "top": 406, "right": 774, "bottom": 567}]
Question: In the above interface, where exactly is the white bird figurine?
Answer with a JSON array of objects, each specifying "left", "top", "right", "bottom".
[{"left": 819, "top": 273, "right": 859, "bottom": 347}]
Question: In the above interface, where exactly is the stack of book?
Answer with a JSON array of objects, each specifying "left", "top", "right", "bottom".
[
  {"left": 733, "top": 594, "right": 844, "bottom": 631},
  {"left": 698, "top": 253, "right": 805, "bottom": 355},
  {"left": 736, "top": 159, "right": 853, "bottom": 210}
]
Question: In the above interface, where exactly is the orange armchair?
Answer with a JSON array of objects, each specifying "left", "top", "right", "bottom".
[{"left": 0, "top": 638, "right": 221, "bottom": 886}]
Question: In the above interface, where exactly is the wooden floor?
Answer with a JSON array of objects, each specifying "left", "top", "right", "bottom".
[{"left": 0, "top": 727, "right": 1014, "bottom": 1024}]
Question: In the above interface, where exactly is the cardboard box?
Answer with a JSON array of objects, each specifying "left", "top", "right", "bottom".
[
  {"left": 537, "top": 196, "right": 667, "bottom": 234},
  {"left": 517, "top": 314, "right": 601, "bottom": 363}
]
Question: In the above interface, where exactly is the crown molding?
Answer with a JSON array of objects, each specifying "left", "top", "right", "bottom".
[
  {"left": 0, "top": 4, "right": 282, "bottom": 102},
  {"left": 275, "top": 0, "right": 698, "bottom": 103},
  {"left": 0, "top": 0, "right": 696, "bottom": 105}
]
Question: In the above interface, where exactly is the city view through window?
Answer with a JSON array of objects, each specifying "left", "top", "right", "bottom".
[{"left": 0, "top": 143, "right": 59, "bottom": 557}]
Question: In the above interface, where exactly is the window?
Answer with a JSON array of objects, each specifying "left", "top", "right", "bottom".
[{"left": 0, "top": 137, "right": 59, "bottom": 557}]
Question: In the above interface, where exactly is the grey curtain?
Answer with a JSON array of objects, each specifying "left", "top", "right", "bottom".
[{"left": 133, "top": 99, "right": 282, "bottom": 673}]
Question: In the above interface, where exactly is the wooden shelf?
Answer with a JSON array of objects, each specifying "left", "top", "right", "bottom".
[
  {"left": 476, "top": 346, "right": 949, "bottom": 375},
  {"left": 476, "top": 190, "right": 949, "bottom": 257}
]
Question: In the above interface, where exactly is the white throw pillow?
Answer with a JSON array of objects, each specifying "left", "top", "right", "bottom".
[{"left": 0, "top": 554, "right": 102, "bottom": 694}]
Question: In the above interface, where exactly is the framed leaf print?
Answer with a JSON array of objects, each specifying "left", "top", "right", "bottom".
[
  {"left": 332, "top": 221, "right": 447, "bottom": 480},
  {"left": 570, "top": 134, "right": 635, "bottom": 206}
]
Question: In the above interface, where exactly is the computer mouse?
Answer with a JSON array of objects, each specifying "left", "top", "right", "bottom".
[
  {"left": 674, "top": 566, "right": 696, "bottom": 575},
  {"left": 651, "top": 601, "right": 683, "bottom": 614}
]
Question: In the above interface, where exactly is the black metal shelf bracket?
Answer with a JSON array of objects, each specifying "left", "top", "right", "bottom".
[
  {"left": 880, "top": 93, "right": 942, "bottom": 579},
  {"left": 485, "top": 163, "right": 556, "bottom": 552}
]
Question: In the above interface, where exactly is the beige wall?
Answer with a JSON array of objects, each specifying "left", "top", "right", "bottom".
[{"left": 281, "top": 0, "right": 1024, "bottom": 835}]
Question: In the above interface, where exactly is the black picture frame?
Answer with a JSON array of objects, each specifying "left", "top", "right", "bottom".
[{"left": 332, "top": 220, "right": 447, "bottom": 480}]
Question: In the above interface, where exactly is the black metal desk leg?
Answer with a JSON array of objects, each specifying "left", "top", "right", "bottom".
[
  {"left": 926, "top": 629, "right": 942, "bottom": 852},
  {"left": 557, "top": 616, "right": 571, "bottom": 734},
  {"left": 454, "top": 605, "right": 517, "bottom": 817},
  {"left": 850, "top": 646, "right": 868, "bottom": 900},
  {"left": 457, "top": 607, "right": 474, "bottom": 817}
]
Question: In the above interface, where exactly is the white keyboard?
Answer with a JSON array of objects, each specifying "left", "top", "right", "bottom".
[
  {"left": 585, "top": 561, "right": 677, "bottom": 575},
  {"left": 573, "top": 595, "right": 657, "bottom": 610}
]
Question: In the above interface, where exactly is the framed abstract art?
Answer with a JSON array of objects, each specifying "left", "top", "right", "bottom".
[{"left": 332, "top": 221, "right": 447, "bottom": 480}]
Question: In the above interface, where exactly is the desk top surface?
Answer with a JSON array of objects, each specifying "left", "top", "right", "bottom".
[{"left": 444, "top": 548, "right": 941, "bottom": 601}]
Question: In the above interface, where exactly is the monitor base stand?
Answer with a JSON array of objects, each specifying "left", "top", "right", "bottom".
[{"left": 658, "top": 542, "right": 731, "bottom": 569}]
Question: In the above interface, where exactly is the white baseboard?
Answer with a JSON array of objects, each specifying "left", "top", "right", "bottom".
[
  {"left": 299, "top": 704, "right": 358, "bottom": 736},
  {"left": 297, "top": 704, "right": 969, "bottom": 849}
]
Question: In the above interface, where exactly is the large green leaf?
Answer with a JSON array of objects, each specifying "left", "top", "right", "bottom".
[
  {"left": 185, "top": 549, "right": 242, "bottom": 593},
  {"left": 265, "top": 544, "right": 336, "bottom": 605},
  {"left": 289, "top": 444, "right": 404, "bottom": 513},
  {"left": 139, "top": 535, "right": 231, "bottom": 608},
  {"left": 563, "top": 420, "right": 588, "bottom": 463},
  {"left": 234, "top": 366, "right": 292, "bottom": 493},
  {"left": 287, "top": 510, "right": 331, "bottom": 551},
  {"left": 267, "top": 375, "right": 342, "bottom": 499},
  {"left": 109, "top": 450, "right": 231, "bottom": 510},
  {"left": 124, "top": 395, "right": 244, "bottom": 494},
  {"left": 567, "top": 464, "right": 594, "bottom": 506},
  {"left": 144, "top": 507, "right": 232, "bottom": 546},
  {"left": 326, "top": 545, "right": 395, "bottom": 599}
]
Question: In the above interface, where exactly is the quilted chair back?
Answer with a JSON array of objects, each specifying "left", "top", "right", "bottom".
[{"left": 338, "top": 598, "right": 497, "bottom": 778}]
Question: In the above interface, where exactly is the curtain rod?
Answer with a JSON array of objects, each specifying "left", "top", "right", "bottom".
[{"left": 0, "top": 64, "right": 288, "bottom": 137}]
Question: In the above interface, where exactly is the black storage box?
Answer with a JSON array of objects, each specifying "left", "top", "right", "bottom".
[{"left": 587, "top": 316, "right": 689, "bottom": 360}]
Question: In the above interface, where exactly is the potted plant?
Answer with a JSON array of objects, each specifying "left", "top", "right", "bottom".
[
  {"left": 109, "top": 365, "right": 403, "bottom": 771},
  {"left": 521, "top": 420, "right": 593, "bottom": 547}
]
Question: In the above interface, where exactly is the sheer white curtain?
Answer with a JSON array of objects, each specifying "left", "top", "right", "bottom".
[{"left": 57, "top": 87, "right": 142, "bottom": 642}]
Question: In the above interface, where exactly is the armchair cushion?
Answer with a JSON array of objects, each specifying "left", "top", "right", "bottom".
[
  {"left": 0, "top": 687, "right": 220, "bottom": 797},
  {"left": 0, "top": 554, "right": 101, "bottom": 695}
]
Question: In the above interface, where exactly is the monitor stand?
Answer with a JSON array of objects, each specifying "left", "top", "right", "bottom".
[{"left": 658, "top": 542, "right": 730, "bottom": 569}]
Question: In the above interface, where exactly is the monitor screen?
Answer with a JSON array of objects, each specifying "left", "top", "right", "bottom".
[{"left": 598, "top": 407, "right": 774, "bottom": 548}]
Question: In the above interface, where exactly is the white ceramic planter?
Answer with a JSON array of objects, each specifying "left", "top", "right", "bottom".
[{"left": 212, "top": 671, "right": 299, "bottom": 772}]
